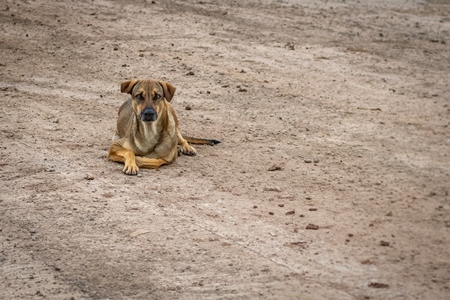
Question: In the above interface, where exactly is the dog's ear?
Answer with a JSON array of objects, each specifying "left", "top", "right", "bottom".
[
  {"left": 121, "top": 79, "right": 139, "bottom": 94},
  {"left": 159, "top": 81, "right": 176, "bottom": 102}
]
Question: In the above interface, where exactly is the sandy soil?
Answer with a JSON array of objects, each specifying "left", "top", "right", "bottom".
[{"left": 1, "top": 0, "right": 449, "bottom": 299}]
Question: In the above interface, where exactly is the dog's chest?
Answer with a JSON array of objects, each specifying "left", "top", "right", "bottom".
[{"left": 133, "top": 122, "right": 160, "bottom": 155}]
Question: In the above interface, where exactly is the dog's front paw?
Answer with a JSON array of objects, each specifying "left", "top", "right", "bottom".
[
  {"left": 123, "top": 162, "right": 139, "bottom": 175},
  {"left": 181, "top": 144, "right": 197, "bottom": 156}
]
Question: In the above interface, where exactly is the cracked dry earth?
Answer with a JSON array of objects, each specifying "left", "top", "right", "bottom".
[{"left": 1, "top": 0, "right": 450, "bottom": 299}]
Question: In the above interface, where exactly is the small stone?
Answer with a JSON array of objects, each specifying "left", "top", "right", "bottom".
[
  {"left": 380, "top": 240, "right": 390, "bottom": 247},
  {"left": 264, "top": 186, "right": 282, "bottom": 192},
  {"left": 304, "top": 159, "right": 312, "bottom": 163},
  {"left": 29, "top": 228, "right": 37, "bottom": 234},
  {"left": 268, "top": 164, "right": 282, "bottom": 171},
  {"left": 285, "top": 210, "right": 295, "bottom": 215},
  {"left": 185, "top": 105, "right": 192, "bottom": 110},
  {"left": 368, "top": 282, "right": 389, "bottom": 289},
  {"left": 306, "top": 224, "right": 319, "bottom": 230},
  {"left": 269, "top": 212, "right": 274, "bottom": 215}
]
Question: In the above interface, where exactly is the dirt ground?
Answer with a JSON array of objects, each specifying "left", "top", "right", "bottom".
[{"left": 1, "top": 0, "right": 449, "bottom": 299}]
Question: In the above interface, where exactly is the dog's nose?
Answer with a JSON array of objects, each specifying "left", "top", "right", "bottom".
[{"left": 141, "top": 108, "right": 157, "bottom": 122}]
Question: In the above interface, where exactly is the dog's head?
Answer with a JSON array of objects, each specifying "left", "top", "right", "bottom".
[{"left": 120, "top": 79, "right": 176, "bottom": 122}]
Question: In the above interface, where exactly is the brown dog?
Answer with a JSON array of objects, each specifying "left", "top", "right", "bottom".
[{"left": 108, "top": 79, "right": 220, "bottom": 175}]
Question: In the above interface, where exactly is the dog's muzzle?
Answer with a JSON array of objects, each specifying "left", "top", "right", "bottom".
[{"left": 140, "top": 108, "right": 158, "bottom": 122}]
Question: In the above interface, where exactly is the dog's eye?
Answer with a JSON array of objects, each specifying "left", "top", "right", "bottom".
[
  {"left": 135, "top": 94, "right": 144, "bottom": 101},
  {"left": 154, "top": 93, "right": 162, "bottom": 100}
]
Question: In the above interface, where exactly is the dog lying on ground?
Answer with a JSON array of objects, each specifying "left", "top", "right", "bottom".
[{"left": 108, "top": 79, "right": 220, "bottom": 175}]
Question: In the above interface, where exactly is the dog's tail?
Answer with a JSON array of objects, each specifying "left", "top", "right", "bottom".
[{"left": 184, "top": 136, "right": 221, "bottom": 146}]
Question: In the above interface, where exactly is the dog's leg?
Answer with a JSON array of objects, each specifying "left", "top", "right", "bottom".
[
  {"left": 166, "top": 103, "right": 197, "bottom": 156},
  {"left": 108, "top": 142, "right": 139, "bottom": 175},
  {"left": 177, "top": 129, "right": 197, "bottom": 156},
  {"left": 135, "top": 157, "right": 168, "bottom": 169}
]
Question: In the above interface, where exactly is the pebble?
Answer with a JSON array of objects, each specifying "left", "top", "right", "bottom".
[
  {"left": 380, "top": 240, "right": 390, "bottom": 247},
  {"left": 268, "top": 164, "right": 282, "bottom": 171},
  {"left": 368, "top": 282, "right": 389, "bottom": 288},
  {"left": 306, "top": 224, "right": 319, "bottom": 230},
  {"left": 264, "top": 186, "right": 282, "bottom": 192}
]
